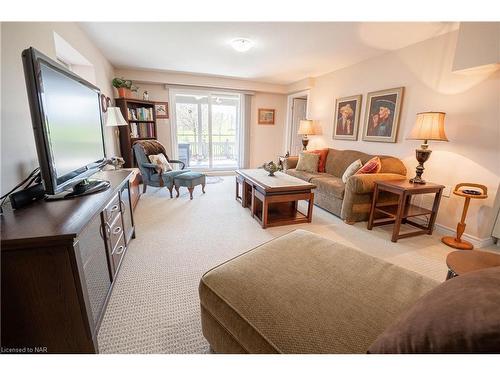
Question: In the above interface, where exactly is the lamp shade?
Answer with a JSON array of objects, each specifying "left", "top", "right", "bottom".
[
  {"left": 105, "top": 107, "right": 128, "bottom": 127},
  {"left": 407, "top": 112, "right": 448, "bottom": 141},
  {"left": 298, "top": 120, "right": 315, "bottom": 135}
]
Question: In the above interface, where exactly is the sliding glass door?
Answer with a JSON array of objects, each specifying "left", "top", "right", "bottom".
[{"left": 171, "top": 89, "right": 242, "bottom": 170}]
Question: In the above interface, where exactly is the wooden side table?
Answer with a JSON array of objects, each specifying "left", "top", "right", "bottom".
[
  {"left": 446, "top": 250, "right": 500, "bottom": 280},
  {"left": 367, "top": 180, "right": 444, "bottom": 242}
]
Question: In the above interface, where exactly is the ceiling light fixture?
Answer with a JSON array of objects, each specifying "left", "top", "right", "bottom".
[{"left": 230, "top": 38, "right": 254, "bottom": 52}]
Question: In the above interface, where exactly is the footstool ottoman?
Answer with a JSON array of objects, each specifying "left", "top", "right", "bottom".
[
  {"left": 174, "top": 171, "right": 206, "bottom": 200},
  {"left": 199, "top": 229, "right": 439, "bottom": 353}
]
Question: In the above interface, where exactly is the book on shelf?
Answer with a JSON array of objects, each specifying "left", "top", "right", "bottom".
[
  {"left": 129, "top": 122, "right": 155, "bottom": 139},
  {"left": 127, "top": 107, "right": 153, "bottom": 121}
]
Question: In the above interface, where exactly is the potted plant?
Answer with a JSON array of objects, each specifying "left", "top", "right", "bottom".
[{"left": 112, "top": 78, "right": 139, "bottom": 98}]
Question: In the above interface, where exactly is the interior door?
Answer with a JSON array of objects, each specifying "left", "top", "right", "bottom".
[{"left": 290, "top": 98, "right": 307, "bottom": 155}]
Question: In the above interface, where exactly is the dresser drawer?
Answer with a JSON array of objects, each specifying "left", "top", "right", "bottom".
[
  {"left": 106, "top": 212, "right": 124, "bottom": 251},
  {"left": 103, "top": 194, "right": 120, "bottom": 224},
  {"left": 111, "top": 233, "right": 126, "bottom": 272}
]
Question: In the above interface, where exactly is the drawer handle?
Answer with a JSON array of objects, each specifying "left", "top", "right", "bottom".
[
  {"left": 114, "top": 245, "right": 125, "bottom": 255},
  {"left": 113, "top": 226, "right": 122, "bottom": 235}
]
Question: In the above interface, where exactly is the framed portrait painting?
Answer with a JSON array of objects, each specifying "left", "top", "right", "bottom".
[
  {"left": 362, "top": 87, "right": 404, "bottom": 143},
  {"left": 154, "top": 102, "right": 169, "bottom": 119},
  {"left": 333, "top": 95, "right": 362, "bottom": 140},
  {"left": 258, "top": 108, "right": 275, "bottom": 125}
]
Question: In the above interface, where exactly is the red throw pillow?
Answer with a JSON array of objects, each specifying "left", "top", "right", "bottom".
[
  {"left": 356, "top": 156, "right": 382, "bottom": 174},
  {"left": 307, "top": 149, "right": 329, "bottom": 173}
]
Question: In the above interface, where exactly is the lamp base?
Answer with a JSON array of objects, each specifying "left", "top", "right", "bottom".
[
  {"left": 409, "top": 147, "right": 431, "bottom": 185},
  {"left": 301, "top": 137, "right": 309, "bottom": 151}
]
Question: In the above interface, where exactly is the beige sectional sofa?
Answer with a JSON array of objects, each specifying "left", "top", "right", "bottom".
[{"left": 284, "top": 148, "right": 407, "bottom": 222}]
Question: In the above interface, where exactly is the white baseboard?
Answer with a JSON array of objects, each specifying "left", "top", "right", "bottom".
[{"left": 411, "top": 217, "right": 496, "bottom": 249}]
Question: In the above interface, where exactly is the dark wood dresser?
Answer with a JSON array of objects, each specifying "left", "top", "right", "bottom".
[{"left": 1, "top": 170, "right": 136, "bottom": 353}]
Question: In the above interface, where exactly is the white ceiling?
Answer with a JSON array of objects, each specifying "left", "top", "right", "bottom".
[{"left": 80, "top": 22, "right": 458, "bottom": 85}]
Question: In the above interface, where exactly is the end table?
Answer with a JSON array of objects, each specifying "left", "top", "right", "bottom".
[
  {"left": 446, "top": 250, "right": 500, "bottom": 280},
  {"left": 367, "top": 180, "right": 444, "bottom": 242}
]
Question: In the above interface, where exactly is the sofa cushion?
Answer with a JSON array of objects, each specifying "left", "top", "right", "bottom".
[
  {"left": 342, "top": 159, "right": 363, "bottom": 183},
  {"left": 200, "top": 230, "right": 438, "bottom": 354},
  {"left": 307, "top": 149, "right": 329, "bottom": 173},
  {"left": 311, "top": 176, "right": 345, "bottom": 199},
  {"left": 296, "top": 152, "right": 320, "bottom": 173},
  {"left": 356, "top": 156, "right": 382, "bottom": 174},
  {"left": 324, "top": 149, "right": 372, "bottom": 177},
  {"left": 368, "top": 266, "right": 500, "bottom": 353},
  {"left": 286, "top": 169, "right": 326, "bottom": 182}
]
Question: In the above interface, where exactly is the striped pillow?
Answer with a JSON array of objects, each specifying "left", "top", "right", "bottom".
[{"left": 356, "top": 156, "right": 382, "bottom": 174}]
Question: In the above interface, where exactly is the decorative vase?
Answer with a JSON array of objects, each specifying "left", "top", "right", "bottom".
[{"left": 262, "top": 161, "right": 281, "bottom": 176}]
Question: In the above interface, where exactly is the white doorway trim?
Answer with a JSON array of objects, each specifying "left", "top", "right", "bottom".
[{"left": 284, "top": 90, "right": 310, "bottom": 155}]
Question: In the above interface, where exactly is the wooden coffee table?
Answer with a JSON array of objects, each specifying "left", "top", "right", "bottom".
[{"left": 235, "top": 169, "right": 316, "bottom": 228}]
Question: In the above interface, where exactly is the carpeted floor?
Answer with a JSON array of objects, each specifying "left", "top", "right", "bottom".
[{"left": 97, "top": 175, "right": 493, "bottom": 353}]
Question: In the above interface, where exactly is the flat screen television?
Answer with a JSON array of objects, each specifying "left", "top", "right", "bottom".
[{"left": 22, "top": 47, "right": 109, "bottom": 198}]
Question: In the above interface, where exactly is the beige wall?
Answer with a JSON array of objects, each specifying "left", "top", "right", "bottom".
[
  {"left": 249, "top": 93, "right": 287, "bottom": 167},
  {"left": 1, "top": 22, "right": 116, "bottom": 194},
  {"left": 305, "top": 30, "right": 500, "bottom": 240},
  {"left": 131, "top": 83, "right": 287, "bottom": 168}
]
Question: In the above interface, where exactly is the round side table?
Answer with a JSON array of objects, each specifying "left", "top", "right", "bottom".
[
  {"left": 446, "top": 250, "right": 500, "bottom": 280},
  {"left": 442, "top": 183, "right": 487, "bottom": 250}
]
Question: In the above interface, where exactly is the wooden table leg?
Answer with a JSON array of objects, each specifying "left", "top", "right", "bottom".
[
  {"left": 262, "top": 197, "right": 269, "bottom": 228},
  {"left": 391, "top": 192, "right": 406, "bottom": 242},
  {"left": 367, "top": 184, "right": 379, "bottom": 230},
  {"left": 235, "top": 177, "right": 240, "bottom": 201},
  {"left": 251, "top": 186, "right": 256, "bottom": 218},
  {"left": 307, "top": 192, "right": 314, "bottom": 222},
  {"left": 428, "top": 188, "right": 443, "bottom": 234}
]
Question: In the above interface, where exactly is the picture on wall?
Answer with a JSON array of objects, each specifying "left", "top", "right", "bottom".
[
  {"left": 333, "top": 94, "right": 362, "bottom": 140},
  {"left": 258, "top": 108, "right": 275, "bottom": 125},
  {"left": 362, "top": 87, "right": 404, "bottom": 143},
  {"left": 154, "top": 102, "right": 169, "bottom": 119}
]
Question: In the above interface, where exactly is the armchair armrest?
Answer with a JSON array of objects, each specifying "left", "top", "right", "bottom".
[
  {"left": 346, "top": 173, "right": 406, "bottom": 194},
  {"left": 281, "top": 156, "right": 299, "bottom": 171},
  {"left": 168, "top": 159, "right": 186, "bottom": 170},
  {"left": 141, "top": 162, "right": 159, "bottom": 171}
]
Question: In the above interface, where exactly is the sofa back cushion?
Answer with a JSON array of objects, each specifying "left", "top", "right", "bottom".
[
  {"left": 325, "top": 149, "right": 372, "bottom": 177},
  {"left": 324, "top": 148, "right": 407, "bottom": 177}
]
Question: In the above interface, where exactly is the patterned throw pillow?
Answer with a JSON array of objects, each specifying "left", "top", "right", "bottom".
[
  {"left": 148, "top": 153, "right": 172, "bottom": 173},
  {"left": 307, "top": 149, "right": 329, "bottom": 173},
  {"left": 356, "top": 156, "right": 382, "bottom": 174},
  {"left": 296, "top": 152, "right": 320, "bottom": 173},
  {"left": 342, "top": 159, "right": 363, "bottom": 183}
]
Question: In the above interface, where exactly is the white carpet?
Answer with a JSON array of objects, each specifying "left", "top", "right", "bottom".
[{"left": 97, "top": 175, "right": 492, "bottom": 353}]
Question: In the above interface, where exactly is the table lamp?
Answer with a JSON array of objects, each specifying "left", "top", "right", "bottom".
[
  {"left": 105, "top": 107, "right": 128, "bottom": 153},
  {"left": 406, "top": 112, "right": 448, "bottom": 184},
  {"left": 298, "top": 120, "right": 315, "bottom": 150}
]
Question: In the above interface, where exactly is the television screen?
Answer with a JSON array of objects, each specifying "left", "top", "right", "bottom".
[
  {"left": 39, "top": 63, "right": 105, "bottom": 181},
  {"left": 23, "top": 47, "right": 107, "bottom": 195}
]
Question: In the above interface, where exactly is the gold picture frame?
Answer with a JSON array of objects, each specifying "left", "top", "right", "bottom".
[
  {"left": 258, "top": 108, "right": 275, "bottom": 125},
  {"left": 362, "top": 87, "right": 404, "bottom": 143},
  {"left": 333, "top": 94, "right": 362, "bottom": 141}
]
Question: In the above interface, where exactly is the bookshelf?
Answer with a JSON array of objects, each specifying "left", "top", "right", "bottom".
[{"left": 115, "top": 98, "right": 158, "bottom": 167}]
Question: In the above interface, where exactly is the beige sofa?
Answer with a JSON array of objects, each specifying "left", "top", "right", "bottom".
[
  {"left": 200, "top": 230, "right": 438, "bottom": 353},
  {"left": 284, "top": 148, "right": 407, "bottom": 223}
]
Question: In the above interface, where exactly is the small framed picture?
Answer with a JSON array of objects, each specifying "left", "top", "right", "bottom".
[
  {"left": 333, "top": 94, "right": 362, "bottom": 140},
  {"left": 258, "top": 108, "right": 275, "bottom": 125},
  {"left": 154, "top": 102, "right": 169, "bottom": 119},
  {"left": 362, "top": 87, "right": 404, "bottom": 143}
]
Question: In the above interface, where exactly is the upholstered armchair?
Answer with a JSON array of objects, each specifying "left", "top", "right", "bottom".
[{"left": 132, "top": 140, "right": 189, "bottom": 198}]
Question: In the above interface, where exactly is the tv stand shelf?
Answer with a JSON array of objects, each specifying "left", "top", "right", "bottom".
[{"left": 1, "top": 170, "right": 136, "bottom": 353}]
